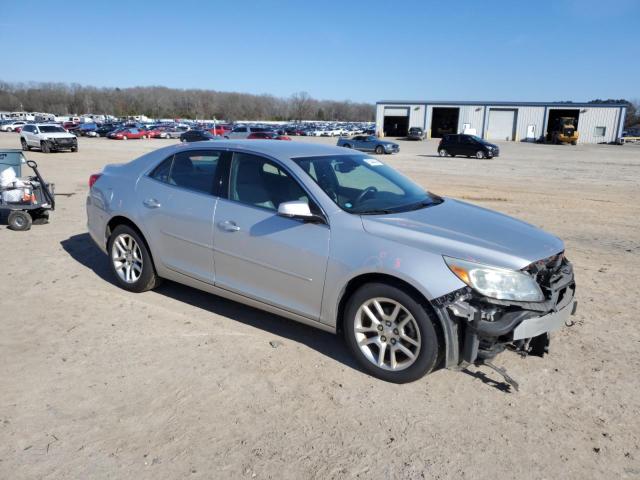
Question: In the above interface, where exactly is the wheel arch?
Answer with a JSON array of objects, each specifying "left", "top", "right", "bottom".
[
  {"left": 106, "top": 215, "right": 158, "bottom": 273},
  {"left": 335, "top": 272, "right": 447, "bottom": 366}
]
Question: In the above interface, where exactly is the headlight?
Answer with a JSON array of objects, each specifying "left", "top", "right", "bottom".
[{"left": 444, "top": 256, "right": 544, "bottom": 302}]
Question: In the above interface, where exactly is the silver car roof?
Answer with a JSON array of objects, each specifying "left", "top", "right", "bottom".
[{"left": 168, "top": 139, "right": 355, "bottom": 159}]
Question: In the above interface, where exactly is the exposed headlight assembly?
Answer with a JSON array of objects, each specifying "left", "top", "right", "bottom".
[{"left": 444, "top": 256, "right": 544, "bottom": 302}]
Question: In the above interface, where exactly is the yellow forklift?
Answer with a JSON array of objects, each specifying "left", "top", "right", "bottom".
[{"left": 549, "top": 117, "right": 579, "bottom": 145}]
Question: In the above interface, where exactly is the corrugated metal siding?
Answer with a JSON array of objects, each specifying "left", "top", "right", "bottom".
[
  {"left": 515, "top": 106, "right": 545, "bottom": 141},
  {"left": 375, "top": 104, "right": 385, "bottom": 134},
  {"left": 409, "top": 105, "right": 426, "bottom": 129},
  {"left": 458, "top": 106, "right": 485, "bottom": 135},
  {"left": 376, "top": 103, "right": 623, "bottom": 143},
  {"left": 576, "top": 107, "right": 620, "bottom": 144}
]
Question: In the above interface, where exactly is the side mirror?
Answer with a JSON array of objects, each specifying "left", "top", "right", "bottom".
[
  {"left": 278, "top": 200, "right": 312, "bottom": 219},
  {"left": 277, "top": 201, "right": 325, "bottom": 224}
]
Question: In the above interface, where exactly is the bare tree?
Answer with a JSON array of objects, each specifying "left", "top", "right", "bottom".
[{"left": 0, "top": 80, "right": 375, "bottom": 121}]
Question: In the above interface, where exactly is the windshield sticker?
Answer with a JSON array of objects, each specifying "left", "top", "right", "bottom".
[{"left": 363, "top": 158, "right": 383, "bottom": 167}]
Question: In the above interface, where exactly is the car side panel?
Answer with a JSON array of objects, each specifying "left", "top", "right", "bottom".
[{"left": 318, "top": 211, "right": 466, "bottom": 328}]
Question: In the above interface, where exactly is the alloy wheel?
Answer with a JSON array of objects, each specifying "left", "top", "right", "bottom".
[
  {"left": 353, "top": 297, "right": 421, "bottom": 371},
  {"left": 111, "top": 233, "right": 143, "bottom": 284}
]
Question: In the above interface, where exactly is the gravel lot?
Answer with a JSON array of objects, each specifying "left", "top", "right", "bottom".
[{"left": 1, "top": 133, "right": 639, "bottom": 479}]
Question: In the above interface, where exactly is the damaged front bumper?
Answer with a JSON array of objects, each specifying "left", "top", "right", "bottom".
[{"left": 432, "top": 254, "right": 576, "bottom": 369}]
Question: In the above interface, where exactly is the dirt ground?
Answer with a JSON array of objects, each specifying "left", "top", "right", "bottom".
[{"left": 1, "top": 132, "right": 639, "bottom": 479}]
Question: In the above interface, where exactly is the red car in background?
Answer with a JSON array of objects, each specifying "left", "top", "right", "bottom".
[
  {"left": 207, "top": 125, "right": 231, "bottom": 136},
  {"left": 107, "top": 127, "right": 148, "bottom": 140},
  {"left": 247, "top": 131, "right": 291, "bottom": 141},
  {"left": 144, "top": 127, "right": 165, "bottom": 138}
]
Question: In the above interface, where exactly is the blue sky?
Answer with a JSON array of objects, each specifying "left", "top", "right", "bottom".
[{"left": 0, "top": 0, "right": 637, "bottom": 103}]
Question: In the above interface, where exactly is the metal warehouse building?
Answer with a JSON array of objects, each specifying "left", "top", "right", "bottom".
[{"left": 376, "top": 100, "right": 627, "bottom": 144}]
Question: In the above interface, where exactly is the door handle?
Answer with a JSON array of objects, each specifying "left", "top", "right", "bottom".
[
  {"left": 143, "top": 198, "right": 161, "bottom": 208},
  {"left": 218, "top": 220, "right": 240, "bottom": 232}
]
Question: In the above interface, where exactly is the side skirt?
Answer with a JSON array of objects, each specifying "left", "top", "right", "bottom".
[{"left": 160, "top": 268, "right": 336, "bottom": 334}]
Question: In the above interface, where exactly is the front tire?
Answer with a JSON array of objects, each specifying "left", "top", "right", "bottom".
[
  {"left": 21, "top": 138, "right": 29, "bottom": 151},
  {"left": 41, "top": 141, "right": 51, "bottom": 153},
  {"left": 107, "top": 225, "right": 161, "bottom": 292},
  {"left": 343, "top": 283, "right": 439, "bottom": 383},
  {"left": 375, "top": 145, "right": 385, "bottom": 154},
  {"left": 8, "top": 210, "right": 32, "bottom": 231},
  {"left": 475, "top": 150, "right": 485, "bottom": 159}
]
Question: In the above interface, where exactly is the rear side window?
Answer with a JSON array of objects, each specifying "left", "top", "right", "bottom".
[
  {"left": 149, "top": 150, "right": 221, "bottom": 195},
  {"left": 150, "top": 155, "right": 173, "bottom": 183}
]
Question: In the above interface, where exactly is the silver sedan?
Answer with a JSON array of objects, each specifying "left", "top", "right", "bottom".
[{"left": 86, "top": 141, "right": 575, "bottom": 383}]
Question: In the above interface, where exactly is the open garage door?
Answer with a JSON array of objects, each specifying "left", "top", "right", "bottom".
[
  {"left": 430, "top": 107, "right": 459, "bottom": 138},
  {"left": 487, "top": 109, "right": 517, "bottom": 141},
  {"left": 383, "top": 107, "right": 409, "bottom": 137},
  {"left": 546, "top": 109, "right": 579, "bottom": 142}
]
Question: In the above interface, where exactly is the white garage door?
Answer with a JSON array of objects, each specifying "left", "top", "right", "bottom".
[{"left": 487, "top": 109, "right": 516, "bottom": 141}]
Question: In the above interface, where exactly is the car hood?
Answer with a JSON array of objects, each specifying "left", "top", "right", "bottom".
[
  {"left": 361, "top": 198, "right": 564, "bottom": 270},
  {"left": 379, "top": 140, "right": 398, "bottom": 146},
  {"left": 42, "top": 132, "right": 76, "bottom": 139}
]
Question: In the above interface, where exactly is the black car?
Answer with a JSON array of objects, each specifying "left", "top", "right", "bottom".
[
  {"left": 437, "top": 134, "right": 499, "bottom": 159},
  {"left": 407, "top": 127, "right": 425, "bottom": 140},
  {"left": 180, "top": 130, "right": 217, "bottom": 142},
  {"left": 95, "top": 123, "right": 121, "bottom": 137}
]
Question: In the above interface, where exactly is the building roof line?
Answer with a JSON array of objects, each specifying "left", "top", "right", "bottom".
[{"left": 377, "top": 100, "right": 627, "bottom": 108}]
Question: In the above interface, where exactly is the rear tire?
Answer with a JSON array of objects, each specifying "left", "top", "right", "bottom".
[
  {"left": 8, "top": 211, "right": 32, "bottom": 231},
  {"left": 107, "top": 225, "right": 161, "bottom": 293},
  {"left": 438, "top": 149, "right": 447, "bottom": 157},
  {"left": 31, "top": 211, "right": 50, "bottom": 225},
  {"left": 343, "top": 143, "right": 352, "bottom": 148},
  {"left": 343, "top": 282, "right": 439, "bottom": 383}
]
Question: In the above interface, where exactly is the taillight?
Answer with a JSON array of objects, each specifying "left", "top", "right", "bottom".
[{"left": 89, "top": 173, "right": 102, "bottom": 188}]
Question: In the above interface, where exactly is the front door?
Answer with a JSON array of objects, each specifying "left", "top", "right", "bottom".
[
  {"left": 26, "top": 125, "right": 38, "bottom": 146},
  {"left": 213, "top": 152, "right": 330, "bottom": 319},
  {"left": 458, "top": 135, "right": 475, "bottom": 156},
  {"left": 136, "top": 149, "right": 223, "bottom": 283}
]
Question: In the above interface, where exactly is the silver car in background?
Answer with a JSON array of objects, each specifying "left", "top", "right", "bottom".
[{"left": 86, "top": 141, "right": 576, "bottom": 383}]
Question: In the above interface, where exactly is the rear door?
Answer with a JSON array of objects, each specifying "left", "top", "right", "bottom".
[
  {"left": 136, "top": 149, "right": 225, "bottom": 283},
  {"left": 212, "top": 151, "right": 330, "bottom": 319}
]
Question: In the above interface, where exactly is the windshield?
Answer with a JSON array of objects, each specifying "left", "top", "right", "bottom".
[
  {"left": 469, "top": 135, "right": 486, "bottom": 143},
  {"left": 292, "top": 154, "right": 441, "bottom": 214},
  {"left": 39, "top": 125, "right": 66, "bottom": 133}
]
